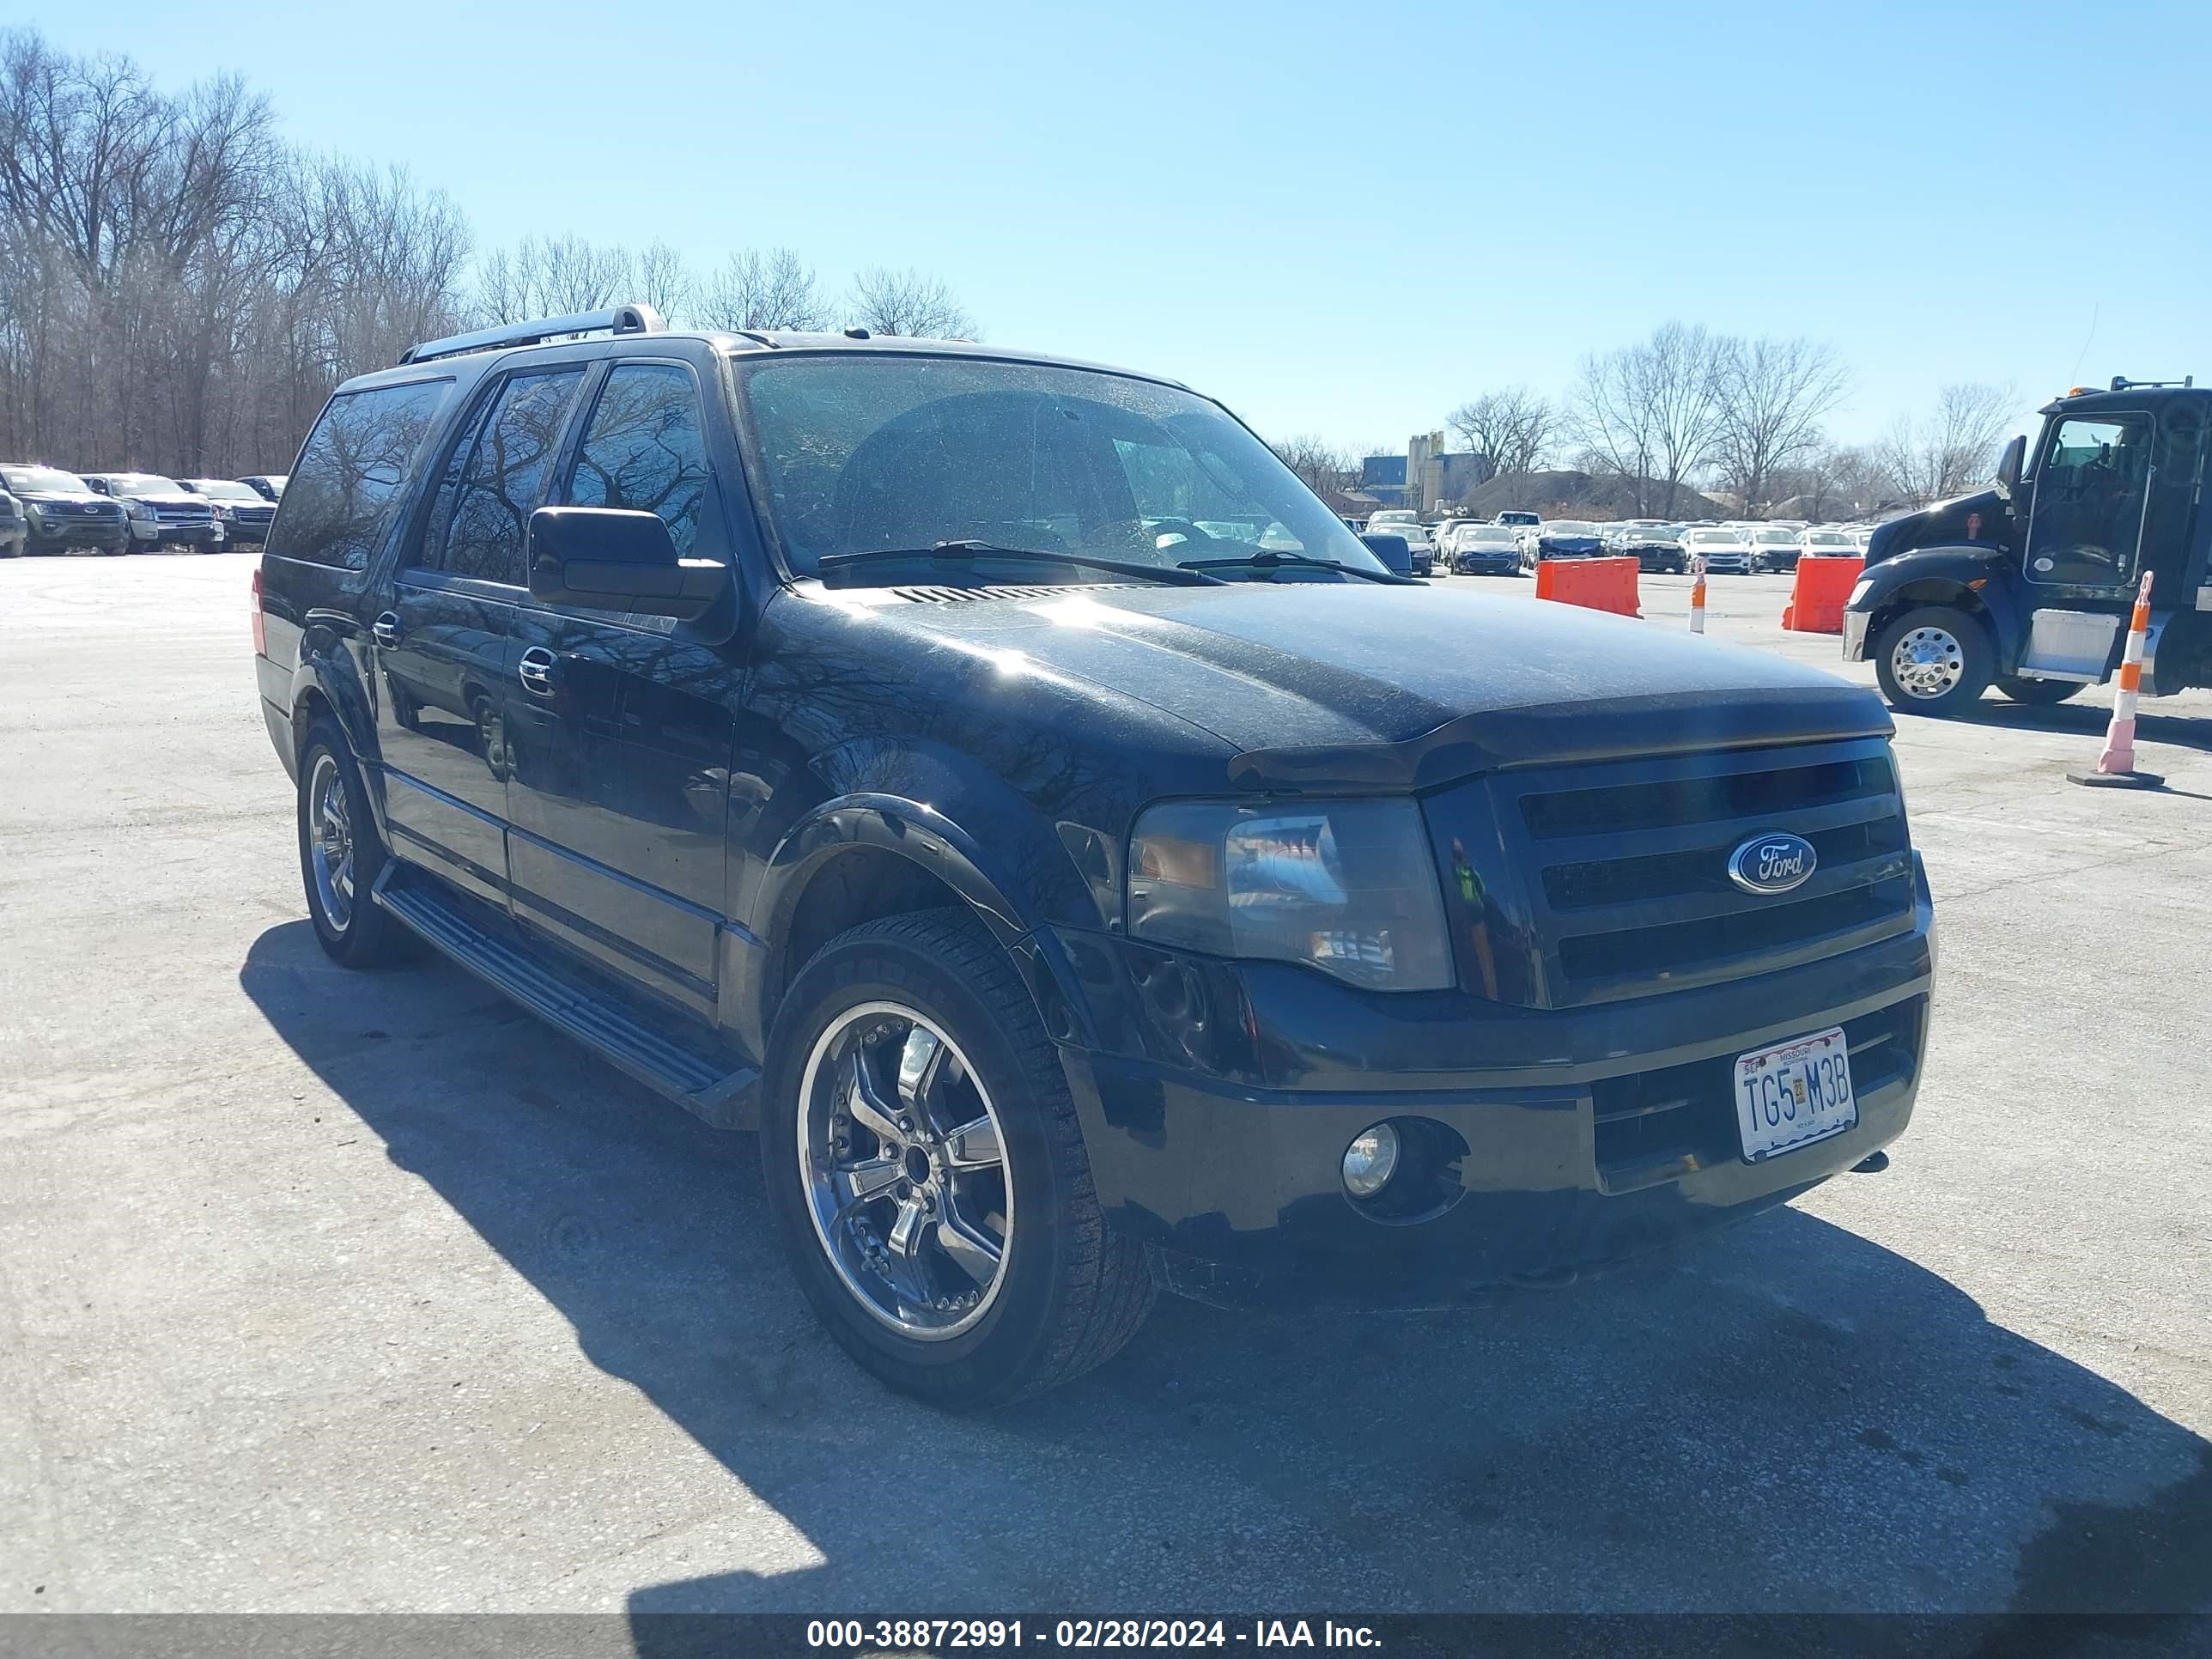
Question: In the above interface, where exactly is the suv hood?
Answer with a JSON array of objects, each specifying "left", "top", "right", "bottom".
[
  {"left": 20, "top": 489, "right": 115, "bottom": 509},
  {"left": 839, "top": 582, "right": 1890, "bottom": 788},
  {"left": 110, "top": 489, "right": 204, "bottom": 507}
]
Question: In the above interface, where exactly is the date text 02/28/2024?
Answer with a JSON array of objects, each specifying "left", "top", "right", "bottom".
[{"left": 803, "top": 1618, "right": 1382, "bottom": 1650}]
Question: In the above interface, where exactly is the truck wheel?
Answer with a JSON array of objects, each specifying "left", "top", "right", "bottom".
[
  {"left": 762, "top": 907, "right": 1156, "bottom": 1409},
  {"left": 297, "top": 717, "right": 411, "bottom": 968},
  {"left": 1873, "top": 605, "right": 1994, "bottom": 716},
  {"left": 1996, "top": 676, "right": 2083, "bottom": 707}
]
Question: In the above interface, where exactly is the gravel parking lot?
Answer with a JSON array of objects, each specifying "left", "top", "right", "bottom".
[{"left": 3, "top": 553, "right": 2209, "bottom": 1618}]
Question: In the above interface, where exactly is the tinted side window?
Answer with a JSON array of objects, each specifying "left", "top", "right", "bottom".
[
  {"left": 440, "top": 368, "right": 584, "bottom": 584},
  {"left": 566, "top": 363, "right": 709, "bottom": 556},
  {"left": 265, "top": 379, "right": 451, "bottom": 569}
]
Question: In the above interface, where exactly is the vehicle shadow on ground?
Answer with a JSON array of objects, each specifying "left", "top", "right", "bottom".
[
  {"left": 240, "top": 921, "right": 2212, "bottom": 1620},
  {"left": 1929, "top": 696, "right": 2212, "bottom": 757}
]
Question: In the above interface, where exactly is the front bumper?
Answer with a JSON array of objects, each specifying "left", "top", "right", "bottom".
[
  {"left": 129, "top": 520, "right": 222, "bottom": 549},
  {"left": 1049, "top": 864, "right": 1933, "bottom": 1309},
  {"left": 29, "top": 515, "right": 126, "bottom": 550},
  {"left": 1841, "top": 610, "right": 1871, "bottom": 661}
]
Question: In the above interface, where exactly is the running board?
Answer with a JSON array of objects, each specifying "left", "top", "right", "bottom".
[{"left": 373, "top": 866, "right": 759, "bottom": 1129}]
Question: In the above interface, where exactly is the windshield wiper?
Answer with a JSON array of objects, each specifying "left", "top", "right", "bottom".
[
  {"left": 1176, "top": 549, "right": 1419, "bottom": 585},
  {"left": 817, "top": 541, "right": 1224, "bottom": 587}
]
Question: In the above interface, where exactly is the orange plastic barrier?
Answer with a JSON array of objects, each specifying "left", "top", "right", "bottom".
[
  {"left": 1534, "top": 556, "right": 1641, "bottom": 618},
  {"left": 1780, "top": 554, "right": 1865, "bottom": 634}
]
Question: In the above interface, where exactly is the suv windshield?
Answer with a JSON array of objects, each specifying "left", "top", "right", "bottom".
[
  {"left": 3, "top": 466, "right": 90, "bottom": 494},
  {"left": 101, "top": 474, "right": 184, "bottom": 494},
  {"left": 190, "top": 480, "right": 261, "bottom": 501},
  {"left": 736, "top": 354, "right": 1383, "bottom": 580},
  {"left": 1542, "top": 521, "right": 1596, "bottom": 537}
]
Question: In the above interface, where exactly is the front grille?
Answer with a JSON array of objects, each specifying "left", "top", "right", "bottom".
[
  {"left": 1523, "top": 754, "right": 1891, "bottom": 840},
  {"left": 1498, "top": 739, "right": 1915, "bottom": 1005},
  {"left": 1592, "top": 995, "right": 1923, "bottom": 1183},
  {"left": 153, "top": 504, "right": 213, "bottom": 526}
]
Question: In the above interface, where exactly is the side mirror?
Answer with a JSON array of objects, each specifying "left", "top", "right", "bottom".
[
  {"left": 1359, "top": 532, "right": 1413, "bottom": 576},
  {"left": 526, "top": 507, "right": 726, "bottom": 622},
  {"left": 1994, "top": 433, "right": 2027, "bottom": 500}
]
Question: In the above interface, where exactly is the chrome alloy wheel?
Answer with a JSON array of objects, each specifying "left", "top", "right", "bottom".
[
  {"left": 797, "top": 1002, "right": 1012, "bottom": 1340},
  {"left": 307, "top": 752, "right": 356, "bottom": 931},
  {"left": 1889, "top": 624, "right": 1966, "bottom": 699}
]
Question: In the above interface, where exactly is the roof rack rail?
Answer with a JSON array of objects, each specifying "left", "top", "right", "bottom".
[{"left": 398, "top": 303, "right": 665, "bottom": 367}]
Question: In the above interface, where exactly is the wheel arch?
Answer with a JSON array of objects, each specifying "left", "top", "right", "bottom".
[
  {"left": 1858, "top": 547, "right": 2027, "bottom": 672},
  {"left": 288, "top": 635, "right": 386, "bottom": 829},
  {"left": 738, "top": 797, "right": 1089, "bottom": 1068}
]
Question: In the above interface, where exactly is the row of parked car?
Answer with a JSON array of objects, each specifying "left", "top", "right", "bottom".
[
  {"left": 1356, "top": 509, "right": 1881, "bottom": 580},
  {"left": 0, "top": 465, "right": 287, "bottom": 557}
]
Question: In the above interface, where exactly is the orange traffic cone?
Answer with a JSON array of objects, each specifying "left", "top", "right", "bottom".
[{"left": 2068, "top": 571, "right": 2163, "bottom": 789}]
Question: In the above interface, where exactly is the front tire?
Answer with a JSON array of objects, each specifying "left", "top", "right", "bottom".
[
  {"left": 297, "top": 717, "right": 411, "bottom": 967},
  {"left": 1873, "top": 605, "right": 1995, "bottom": 716},
  {"left": 1996, "top": 675, "right": 2084, "bottom": 707},
  {"left": 762, "top": 908, "right": 1155, "bottom": 1409}
]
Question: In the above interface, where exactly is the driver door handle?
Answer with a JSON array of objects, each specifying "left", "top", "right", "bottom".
[
  {"left": 371, "top": 611, "right": 403, "bottom": 649},
  {"left": 517, "top": 646, "right": 559, "bottom": 697}
]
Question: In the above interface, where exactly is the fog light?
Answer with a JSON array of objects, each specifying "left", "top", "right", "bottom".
[{"left": 1341, "top": 1123, "right": 1401, "bottom": 1199}]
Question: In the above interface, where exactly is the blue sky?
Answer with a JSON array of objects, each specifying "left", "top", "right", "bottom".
[{"left": 47, "top": 0, "right": 2212, "bottom": 454}]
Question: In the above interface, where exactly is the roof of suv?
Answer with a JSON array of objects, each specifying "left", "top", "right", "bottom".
[{"left": 346, "top": 307, "right": 1188, "bottom": 400}]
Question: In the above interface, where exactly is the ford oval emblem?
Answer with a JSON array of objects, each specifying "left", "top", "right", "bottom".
[{"left": 1729, "top": 833, "right": 1817, "bottom": 895}]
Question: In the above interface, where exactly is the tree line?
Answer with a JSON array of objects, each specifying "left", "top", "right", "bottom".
[
  {"left": 1278, "top": 327, "right": 2014, "bottom": 521},
  {"left": 0, "top": 28, "right": 977, "bottom": 479},
  {"left": 1445, "top": 325, "right": 2012, "bottom": 519}
]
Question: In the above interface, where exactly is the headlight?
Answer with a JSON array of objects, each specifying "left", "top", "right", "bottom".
[
  {"left": 1127, "top": 798, "right": 1452, "bottom": 991},
  {"left": 126, "top": 501, "right": 154, "bottom": 521},
  {"left": 1848, "top": 577, "right": 1874, "bottom": 607},
  {"left": 212, "top": 502, "right": 234, "bottom": 520}
]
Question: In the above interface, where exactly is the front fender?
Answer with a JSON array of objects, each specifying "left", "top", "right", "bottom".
[
  {"left": 1844, "top": 544, "right": 2026, "bottom": 669},
  {"left": 740, "top": 785, "right": 1104, "bottom": 1064}
]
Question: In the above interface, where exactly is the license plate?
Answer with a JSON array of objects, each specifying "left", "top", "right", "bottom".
[{"left": 1734, "top": 1026, "right": 1856, "bottom": 1162}]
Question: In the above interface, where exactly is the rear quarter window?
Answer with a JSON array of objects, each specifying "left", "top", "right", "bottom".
[{"left": 265, "top": 379, "right": 453, "bottom": 569}]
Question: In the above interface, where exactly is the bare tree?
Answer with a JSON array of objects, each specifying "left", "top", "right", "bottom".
[
  {"left": 848, "top": 265, "right": 975, "bottom": 339},
  {"left": 697, "top": 246, "right": 831, "bottom": 331},
  {"left": 633, "top": 240, "right": 695, "bottom": 324},
  {"left": 0, "top": 27, "right": 472, "bottom": 475},
  {"left": 1446, "top": 386, "right": 1553, "bottom": 482},
  {"left": 1712, "top": 336, "right": 1849, "bottom": 518},
  {"left": 473, "top": 233, "right": 633, "bottom": 323},
  {"left": 1565, "top": 321, "right": 1729, "bottom": 517},
  {"left": 1269, "top": 434, "right": 1360, "bottom": 499},
  {"left": 1876, "top": 382, "right": 2014, "bottom": 507}
]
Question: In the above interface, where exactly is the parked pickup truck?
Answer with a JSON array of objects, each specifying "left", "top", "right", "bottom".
[
  {"left": 254, "top": 306, "right": 1935, "bottom": 1407},
  {"left": 84, "top": 472, "right": 222, "bottom": 552}
]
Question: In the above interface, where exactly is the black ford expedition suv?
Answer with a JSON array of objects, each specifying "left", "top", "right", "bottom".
[{"left": 253, "top": 307, "right": 1934, "bottom": 1407}]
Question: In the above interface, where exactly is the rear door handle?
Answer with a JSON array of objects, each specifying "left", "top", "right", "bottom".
[
  {"left": 517, "top": 647, "right": 559, "bottom": 697},
  {"left": 371, "top": 612, "right": 403, "bottom": 649}
]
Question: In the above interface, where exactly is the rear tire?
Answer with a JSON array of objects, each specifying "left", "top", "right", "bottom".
[
  {"left": 1996, "top": 675, "right": 2084, "bottom": 707},
  {"left": 1873, "top": 605, "right": 1995, "bottom": 717},
  {"left": 297, "top": 717, "right": 412, "bottom": 968},
  {"left": 761, "top": 907, "right": 1156, "bottom": 1409}
]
